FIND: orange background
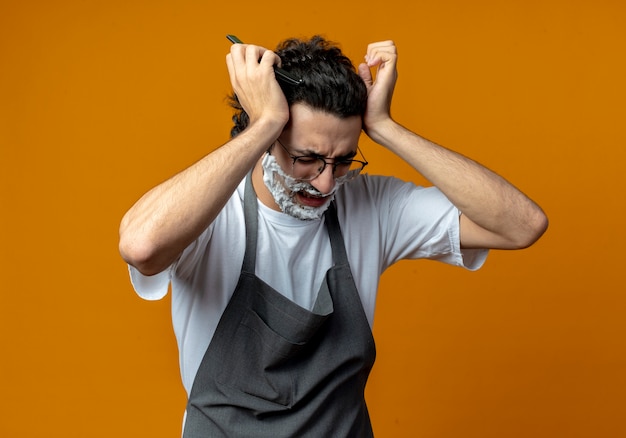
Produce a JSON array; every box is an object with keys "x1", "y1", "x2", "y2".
[{"x1": 1, "y1": 0, "x2": 625, "y2": 437}]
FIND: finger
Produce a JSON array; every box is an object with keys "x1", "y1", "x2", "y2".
[
  {"x1": 259, "y1": 49, "x2": 282, "y2": 69},
  {"x1": 225, "y1": 53, "x2": 234, "y2": 81},
  {"x1": 226, "y1": 49, "x2": 246, "y2": 89},
  {"x1": 365, "y1": 48, "x2": 397, "y2": 66},
  {"x1": 366, "y1": 51, "x2": 397, "y2": 72},
  {"x1": 227, "y1": 45, "x2": 246, "y2": 82},
  {"x1": 364, "y1": 40, "x2": 397, "y2": 67},
  {"x1": 366, "y1": 40, "x2": 397, "y2": 54},
  {"x1": 367, "y1": 40, "x2": 396, "y2": 51},
  {"x1": 229, "y1": 43, "x2": 248, "y2": 65},
  {"x1": 357, "y1": 62, "x2": 373, "y2": 88}
]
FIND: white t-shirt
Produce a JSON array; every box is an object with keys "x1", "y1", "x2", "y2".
[{"x1": 129, "y1": 174, "x2": 488, "y2": 395}]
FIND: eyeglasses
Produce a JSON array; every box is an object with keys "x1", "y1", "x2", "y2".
[{"x1": 276, "y1": 139, "x2": 368, "y2": 182}]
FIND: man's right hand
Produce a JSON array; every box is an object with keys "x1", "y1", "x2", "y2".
[{"x1": 226, "y1": 43, "x2": 290, "y2": 133}]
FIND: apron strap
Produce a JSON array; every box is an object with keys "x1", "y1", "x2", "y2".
[
  {"x1": 324, "y1": 201, "x2": 350, "y2": 266},
  {"x1": 242, "y1": 171, "x2": 258, "y2": 273}
]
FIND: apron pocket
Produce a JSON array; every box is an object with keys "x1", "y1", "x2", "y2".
[{"x1": 216, "y1": 309, "x2": 306, "y2": 410}]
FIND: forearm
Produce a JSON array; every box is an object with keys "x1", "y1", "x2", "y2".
[
  {"x1": 371, "y1": 120, "x2": 548, "y2": 249},
  {"x1": 119, "y1": 121, "x2": 279, "y2": 275},
  {"x1": 359, "y1": 40, "x2": 546, "y2": 249}
]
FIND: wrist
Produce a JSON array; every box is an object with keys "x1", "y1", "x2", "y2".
[
  {"x1": 364, "y1": 118, "x2": 400, "y2": 146},
  {"x1": 245, "y1": 115, "x2": 287, "y2": 143}
]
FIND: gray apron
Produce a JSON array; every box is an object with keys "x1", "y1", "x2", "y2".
[{"x1": 183, "y1": 174, "x2": 376, "y2": 437}]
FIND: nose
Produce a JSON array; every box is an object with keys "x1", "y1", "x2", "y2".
[{"x1": 310, "y1": 163, "x2": 336, "y2": 195}]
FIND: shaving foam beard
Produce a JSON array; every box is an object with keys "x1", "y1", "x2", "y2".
[{"x1": 261, "y1": 152, "x2": 340, "y2": 221}]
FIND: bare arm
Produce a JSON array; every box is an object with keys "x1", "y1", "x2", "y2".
[
  {"x1": 119, "y1": 44, "x2": 289, "y2": 275},
  {"x1": 358, "y1": 41, "x2": 548, "y2": 249}
]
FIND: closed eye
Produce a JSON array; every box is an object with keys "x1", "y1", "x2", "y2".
[{"x1": 295, "y1": 156, "x2": 320, "y2": 164}]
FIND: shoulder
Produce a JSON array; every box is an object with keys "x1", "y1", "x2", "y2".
[{"x1": 336, "y1": 173, "x2": 447, "y2": 212}]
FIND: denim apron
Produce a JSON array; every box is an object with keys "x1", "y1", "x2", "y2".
[{"x1": 182, "y1": 173, "x2": 376, "y2": 437}]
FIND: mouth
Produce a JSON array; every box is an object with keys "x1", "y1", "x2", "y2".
[{"x1": 295, "y1": 191, "x2": 329, "y2": 208}]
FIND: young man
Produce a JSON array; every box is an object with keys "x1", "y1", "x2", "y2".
[{"x1": 119, "y1": 36, "x2": 547, "y2": 437}]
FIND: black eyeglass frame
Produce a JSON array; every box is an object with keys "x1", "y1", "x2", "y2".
[{"x1": 275, "y1": 139, "x2": 369, "y2": 182}]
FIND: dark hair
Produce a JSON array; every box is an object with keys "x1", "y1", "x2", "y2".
[{"x1": 229, "y1": 36, "x2": 367, "y2": 138}]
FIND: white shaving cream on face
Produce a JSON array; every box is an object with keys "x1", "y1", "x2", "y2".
[{"x1": 261, "y1": 152, "x2": 343, "y2": 220}]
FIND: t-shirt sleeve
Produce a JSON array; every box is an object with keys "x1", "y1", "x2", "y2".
[
  {"x1": 128, "y1": 264, "x2": 173, "y2": 301},
  {"x1": 126, "y1": 223, "x2": 215, "y2": 300},
  {"x1": 387, "y1": 181, "x2": 488, "y2": 270},
  {"x1": 386, "y1": 179, "x2": 488, "y2": 270},
  {"x1": 444, "y1": 210, "x2": 489, "y2": 271},
  {"x1": 345, "y1": 175, "x2": 488, "y2": 271}
]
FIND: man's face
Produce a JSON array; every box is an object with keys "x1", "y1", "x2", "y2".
[{"x1": 262, "y1": 103, "x2": 363, "y2": 220}]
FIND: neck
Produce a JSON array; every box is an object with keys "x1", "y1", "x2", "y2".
[{"x1": 252, "y1": 159, "x2": 281, "y2": 212}]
